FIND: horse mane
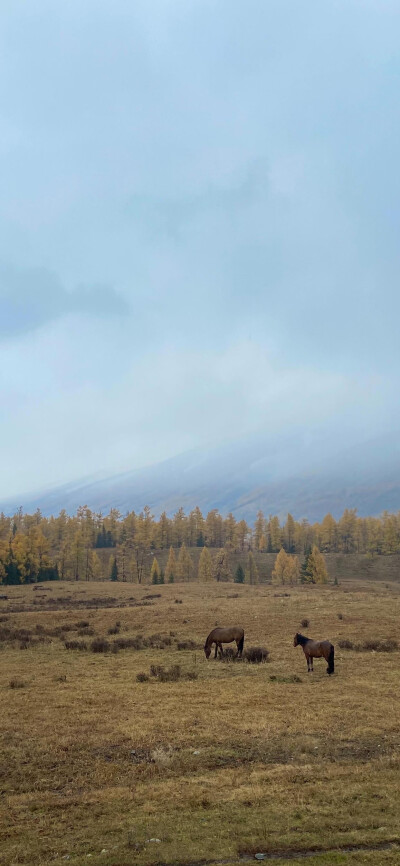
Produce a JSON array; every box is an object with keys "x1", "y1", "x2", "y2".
[{"x1": 296, "y1": 632, "x2": 310, "y2": 646}]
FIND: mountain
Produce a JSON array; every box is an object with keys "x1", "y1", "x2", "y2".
[{"x1": 1, "y1": 431, "x2": 400, "y2": 522}]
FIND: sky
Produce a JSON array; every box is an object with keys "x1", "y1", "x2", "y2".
[{"x1": 1, "y1": 0, "x2": 400, "y2": 498}]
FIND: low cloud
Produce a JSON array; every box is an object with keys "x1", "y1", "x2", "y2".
[{"x1": 0, "y1": 264, "x2": 129, "y2": 339}]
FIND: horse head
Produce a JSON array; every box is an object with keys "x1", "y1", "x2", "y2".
[{"x1": 293, "y1": 633, "x2": 299, "y2": 647}]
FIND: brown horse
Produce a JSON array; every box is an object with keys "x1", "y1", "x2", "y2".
[
  {"x1": 204, "y1": 626, "x2": 244, "y2": 659},
  {"x1": 294, "y1": 633, "x2": 335, "y2": 675}
]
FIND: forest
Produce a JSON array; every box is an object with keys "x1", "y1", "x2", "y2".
[{"x1": 1, "y1": 504, "x2": 400, "y2": 585}]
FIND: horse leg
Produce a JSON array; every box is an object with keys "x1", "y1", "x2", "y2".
[
  {"x1": 218, "y1": 642, "x2": 224, "y2": 657},
  {"x1": 235, "y1": 639, "x2": 240, "y2": 657},
  {"x1": 306, "y1": 652, "x2": 311, "y2": 673},
  {"x1": 214, "y1": 642, "x2": 218, "y2": 659}
]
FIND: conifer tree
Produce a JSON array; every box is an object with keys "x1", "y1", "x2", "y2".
[
  {"x1": 165, "y1": 546, "x2": 177, "y2": 583},
  {"x1": 272, "y1": 548, "x2": 300, "y2": 584},
  {"x1": 212, "y1": 548, "x2": 232, "y2": 582},
  {"x1": 110, "y1": 556, "x2": 118, "y2": 582},
  {"x1": 177, "y1": 542, "x2": 193, "y2": 581},
  {"x1": 234, "y1": 564, "x2": 245, "y2": 584},
  {"x1": 306, "y1": 545, "x2": 329, "y2": 584},
  {"x1": 247, "y1": 551, "x2": 259, "y2": 584},
  {"x1": 198, "y1": 546, "x2": 213, "y2": 582},
  {"x1": 150, "y1": 557, "x2": 160, "y2": 584}
]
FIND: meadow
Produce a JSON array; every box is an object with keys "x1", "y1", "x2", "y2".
[{"x1": 1, "y1": 578, "x2": 400, "y2": 866}]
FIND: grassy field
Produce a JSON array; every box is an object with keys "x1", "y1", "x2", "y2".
[{"x1": 1, "y1": 578, "x2": 400, "y2": 866}]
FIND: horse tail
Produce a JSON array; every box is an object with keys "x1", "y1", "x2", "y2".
[
  {"x1": 328, "y1": 644, "x2": 335, "y2": 675},
  {"x1": 238, "y1": 634, "x2": 244, "y2": 654}
]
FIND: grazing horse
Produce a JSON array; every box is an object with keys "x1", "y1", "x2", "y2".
[
  {"x1": 204, "y1": 626, "x2": 244, "y2": 659},
  {"x1": 294, "y1": 632, "x2": 335, "y2": 675}
]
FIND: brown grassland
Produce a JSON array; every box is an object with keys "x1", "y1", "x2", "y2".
[{"x1": 1, "y1": 577, "x2": 400, "y2": 866}]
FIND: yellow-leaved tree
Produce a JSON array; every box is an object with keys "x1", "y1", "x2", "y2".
[
  {"x1": 302, "y1": 545, "x2": 329, "y2": 584},
  {"x1": 198, "y1": 546, "x2": 213, "y2": 582},
  {"x1": 271, "y1": 548, "x2": 300, "y2": 585},
  {"x1": 165, "y1": 546, "x2": 177, "y2": 583}
]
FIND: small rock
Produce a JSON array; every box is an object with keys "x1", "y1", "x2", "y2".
[
  {"x1": 146, "y1": 838, "x2": 162, "y2": 843},
  {"x1": 100, "y1": 849, "x2": 107, "y2": 854},
  {"x1": 193, "y1": 750, "x2": 200, "y2": 755},
  {"x1": 255, "y1": 855, "x2": 267, "y2": 861}
]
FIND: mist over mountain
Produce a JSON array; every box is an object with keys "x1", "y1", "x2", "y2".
[{"x1": 2, "y1": 431, "x2": 399, "y2": 523}]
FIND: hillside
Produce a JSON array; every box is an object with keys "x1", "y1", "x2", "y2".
[{"x1": 2, "y1": 431, "x2": 400, "y2": 521}]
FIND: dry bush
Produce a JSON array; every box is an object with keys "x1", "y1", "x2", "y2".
[
  {"x1": 301, "y1": 618, "x2": 310, "y2": 628},
  {"x1": 64, "y1": 640, "x2": 88, "y2": 651},
  {"x1": 78, "y1": 627, "x2": 95, "y2": 636},
  {"x1": 339, "y1": 638, "x2": 398, "y2": 652},
  {"x1": 269, "y1": 674, "x2": 302, "y2": 683},
  {"x1": 177, "y1": 639, "x2": 198, "y2": 650},
  {"x1": 136, "y1": 672, "x2": 149, "y2": 682},
  {"x1": 144, "y1": 593, "x2": 161, "y2": 600},
  {"x1": 75, "y1": 620, "x2": 90, "y2": 628},
  {"x1": 174, "y1": 599, "x2": 183, "y2": 604},
  {"x1": 337, "y1": 612, "x2": 344, "y2": 620},
  {"x1": 9, "y1": 678, "x2": 26, "y2": 688},
  {"x1": 150, "y1": 664, "x2": 165, "y2": 677},
  {"x1": 90, "y1": 637, "x2": 110, "y2": 653},
  {"x1": 158, "y1": 664, "x2": 182, "y2": 682},
  {"x1": 150, "y1": 745, "x2": 174, "y2": 767},
  {"x1": 243, "y1": 646, "x2": 269, "y2": 664},
  {"x1": 108, "y1": 623, "x2": 121, "y2": 635}
]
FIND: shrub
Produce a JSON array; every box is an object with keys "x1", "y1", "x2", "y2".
[
  {"x1": 159, "y1": 664, "x2": 182, "y2": 682},
  {"x1": 78, "y1": 627, "x2": 95, "y2": 636},
  {"x1": 65, "y1": 640, "x2": 88, "y2": 651},
  {"x1": 339, "y1": 638, "x2": 398, "y2": 652},
  {"x1": 75, "y1": 620, "x2": 90, "y2": 629},
  {"x1": 301, "y1": 618, "x2": 310, "y2": 628},
  {"x1": 177, "y1": 640, "x2": 198, "y2": 650},
  {"x1": 150, "y1": 664, "x2": 165, "y2": 677},
  {"x1": 9, "y1": 678, "x2": 26, "y2": 688},
  {"x1": 337, "y1": 613, "x2": 343, "y2": 620},
  {"x1": 91, "y1": 637, "x2": 110, "y2": 653},
  {"x1": 243, "y1": 646, "x2": 269, "y2": 664},
  {"x1": 136, "y1": 672, "x2": 149, "y2": 682},
  {"x1": 338, "y1": 639, "x2": 354, "y2": 650},
  {"x1": 174, "y1": 599, "x2": 183, "y2": 604},
  {"x1": 108, "y1": 624, "x2": 121, "y2": 635}
]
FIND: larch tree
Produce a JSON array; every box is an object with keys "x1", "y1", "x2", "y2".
[
  {"x1": 198, "y1": 546, "x2": 213, "y2": 582},
  {"x1": 165, "y1": 546, "x2": 177, "y2": 583},
  {"x1": 272, "y1": 548, "x2": 300, "y2": 585},
  {"x1": 303, "y1": 545, "x2": 329, "y2": 584},
  {"x1": 212, "y1": 548, "x2": 232, "y2": 582},
  {"x1": 247, "y1": 551, "x2": 259, "y2": 585},
  {"x1": 150, "y1": 556, "x2": 161, "y2": 584},
  {"x1": 177, "y1": 542, "x2": 193, "y2": 581}
]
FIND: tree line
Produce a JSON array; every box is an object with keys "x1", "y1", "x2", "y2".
[{"x1": 0, "y1": 504, "x2": 398, "y2": 585}]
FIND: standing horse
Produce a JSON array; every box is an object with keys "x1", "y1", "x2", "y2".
[
  {"x1": 204, "y1": 626, "x2": 244, "y2": 659},
  {"x1": 294, "y1": 633, "x2": 335, "y2": 675}
]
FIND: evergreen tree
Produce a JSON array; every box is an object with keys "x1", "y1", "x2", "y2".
[{"x1": 234, "y1": 563, "x2": 245, "y2": 584}]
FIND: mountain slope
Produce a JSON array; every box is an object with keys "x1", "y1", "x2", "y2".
[{"x1": 2, "y1": 431, "x2": 400, "y2": 521}]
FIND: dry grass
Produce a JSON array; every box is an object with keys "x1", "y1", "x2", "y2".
[{"x1": 1, "y1": 578, "x2": 400, "y2": 866}]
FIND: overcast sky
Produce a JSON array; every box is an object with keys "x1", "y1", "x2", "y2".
[{"x1": 0, "y1": 0, "x2": 399, "y2": 497}]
